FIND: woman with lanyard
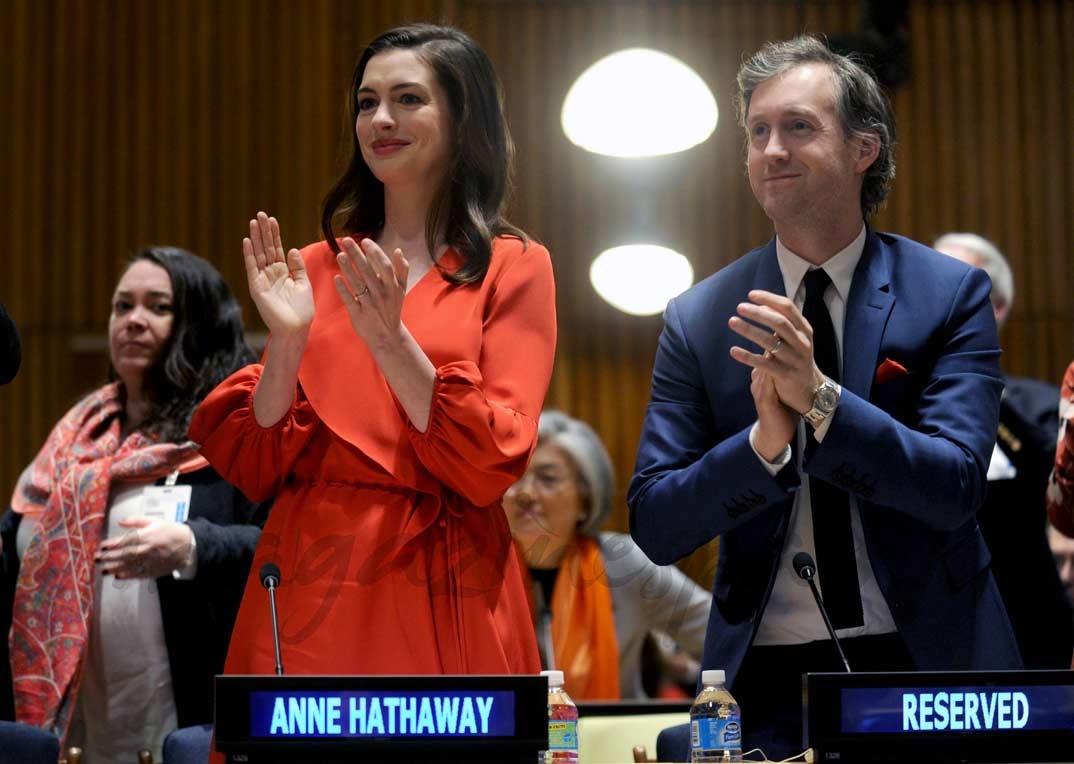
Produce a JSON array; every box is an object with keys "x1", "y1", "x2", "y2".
[{"x1": 1, "y1": 247, "x2": 268, "y2": 761}]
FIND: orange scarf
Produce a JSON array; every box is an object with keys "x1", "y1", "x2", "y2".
[{"x1": 526, "y1": 534, "x2": 620, "y2": 700}]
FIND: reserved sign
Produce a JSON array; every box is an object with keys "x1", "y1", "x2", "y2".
[{"x1": 840, "y1": 685, "x2": 1074, "y2": 734}]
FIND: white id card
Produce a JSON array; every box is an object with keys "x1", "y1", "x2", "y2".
[{"x1": 142, "y1": 484, "x2": 192, "y2": 523}]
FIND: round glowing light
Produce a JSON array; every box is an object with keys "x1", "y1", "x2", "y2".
[
  {"x1": 561, "y1": 48, "x2": 718, "y2": 157},
  {"x1": 589, "y1": 244, "x2": 694, "y2": 316}
]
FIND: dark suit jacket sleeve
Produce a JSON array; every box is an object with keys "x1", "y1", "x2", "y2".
[
  {"x1": 0, "y1": 508, "x2": 19, "y2": 720},
  {"x1": 158, "y1": 468, "x2": 271, "y2": 727},
  {"x1": 0, "y1": 302, "x2": 20, "y2": 385},
  {"x1": 628, "y1": 298, "x2": 799, "y2": 565},
  {"x1": 808, "y1": 265, "x2": 1001, "y2": 531},
  {"x1": 1004, "y1": 377, "x2": 1061, "y2": 451}
]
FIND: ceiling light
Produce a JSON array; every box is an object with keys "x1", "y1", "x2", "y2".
[
  {"x1": 562, "y1": 48, "x2": 718, "y2": 158},
  {"x1": 589, "y1": 244, "x2": 694, "y2": 316}
]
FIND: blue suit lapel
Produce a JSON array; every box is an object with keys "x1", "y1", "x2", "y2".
[
  {"x1": 843, "y1": 230, "x2": 895, "y2": 399},
  {"x1": 753, "y1": 239, "x2": 786, "y2": 296}
]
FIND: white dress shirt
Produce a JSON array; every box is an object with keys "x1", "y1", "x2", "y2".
[{"x1": 750, "y1": 226, "x2": 898, "y2": 645}]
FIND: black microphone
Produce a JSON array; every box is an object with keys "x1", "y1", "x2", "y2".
[
  {"x1": 793, "y1": 552, "x2": 851, "y2": 673},
  {"x1": 259, "y1": 562, "x2": 285, "y2": 676}
]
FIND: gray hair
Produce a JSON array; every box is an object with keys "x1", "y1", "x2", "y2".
[
  {"x1": 933, "y1": 232, "x2": 1014, "y2": 326},
  {"x1": 737, "y1": 35, "x2": 896, "y2": 219},
  {"x1": 538, "y1": 410, "x2": 614, "y2": 537}
]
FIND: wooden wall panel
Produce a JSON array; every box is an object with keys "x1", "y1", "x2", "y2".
[{"x1": 2, "y1": 0, "x2": 1072, "y2": 590}]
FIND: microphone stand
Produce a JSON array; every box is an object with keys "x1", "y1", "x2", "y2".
[
  {"x1": 259, "y1": 563, "x2": 286, "y2": 676},
  {"x1": 794, "y1": 553, "x2": 851, "y2": 674},
  {"x1": 803, "y1": 574, "x2": 851, "y2": 673},
  {"x1": 267, "y1": 580, "x2": 284, "y2": 676}
]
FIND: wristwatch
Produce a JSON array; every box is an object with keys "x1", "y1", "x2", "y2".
[{"x1": 803, "y1": 376, "x2": 841, "y2": 428}]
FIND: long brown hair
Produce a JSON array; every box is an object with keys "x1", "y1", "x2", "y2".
[{"x1": 321, "y1": 23, "x2": 526, "y2": 285}]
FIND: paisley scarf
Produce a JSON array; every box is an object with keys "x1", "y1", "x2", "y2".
[{"x1": 9, "y1": 382, "x2": 203, "y2": 741}]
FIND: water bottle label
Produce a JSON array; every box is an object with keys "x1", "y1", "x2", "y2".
[
  {"x1": 691, "y1": 717, "x2": 742, "y2": 751},
  {"x1": 548, "y1": 720, "x2": 578, "y2": 750}
]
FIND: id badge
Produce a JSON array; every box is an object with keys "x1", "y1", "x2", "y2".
[{"x1": 142, "y1": 484, "x2": 192, "y2": 523}]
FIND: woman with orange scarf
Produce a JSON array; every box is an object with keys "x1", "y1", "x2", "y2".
[{"x1": 504, "y1": 410, "x2": 711, "y2": 700}]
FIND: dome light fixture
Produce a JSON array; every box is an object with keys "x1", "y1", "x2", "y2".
[
  {"x1": 561, "y1": 48, "x2": 718, "y2": 158},
  {"x1": 589, "y1": 244, "x2": 694, "y2": 316}
]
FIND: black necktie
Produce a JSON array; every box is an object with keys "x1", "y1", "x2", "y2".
[{"x1": 802, "y1": 268, "x2": 863, "y2": 630}]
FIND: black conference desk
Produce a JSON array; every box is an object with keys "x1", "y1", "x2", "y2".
[{"x1": 213, "y1": 671, "x2": 1074, "y2": 764}]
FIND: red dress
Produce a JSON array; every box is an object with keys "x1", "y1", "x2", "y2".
[{"x1": 188, "y1": 236, "x2": 554, "y2": 686}]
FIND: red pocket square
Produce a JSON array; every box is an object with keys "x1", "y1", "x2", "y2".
[{"x1": 875, "y1": 358, "x2": 909, "y2": 385}]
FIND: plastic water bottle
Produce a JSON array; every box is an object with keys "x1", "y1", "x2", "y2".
[
  {"x1": 541, "y1": 669, "x2": 579, "y2": 763},
  {"x1": 690, "y1": 669, "x2": 742, "y2": 762}
]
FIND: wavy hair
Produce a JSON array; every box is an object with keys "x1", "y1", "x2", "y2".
[
  {"x1": 737, "y1": 35, "x2": 896, "y2": 219},
  {"x1": 321, "y1": 23, "x2": 526, "y2": 285},
  {"x1": 111, "y1": 246, "x2": 255, "y2": 443}
]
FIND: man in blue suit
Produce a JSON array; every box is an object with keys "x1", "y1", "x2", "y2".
[{"x1": 629, "y1": 36, "x2": 1021, "y2": 760}]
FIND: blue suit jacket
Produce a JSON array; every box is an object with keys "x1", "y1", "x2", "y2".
[{"x1": 628, "y1": 230, "x2": 1022, "y2": 685}]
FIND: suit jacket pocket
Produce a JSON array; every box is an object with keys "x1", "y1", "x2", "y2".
[
  {"x1": 870, "y1": 371, "x2": 923, "y2": 426},
  {"x1": 943, "y1": 525, "x2": 992, "y2": 590}
]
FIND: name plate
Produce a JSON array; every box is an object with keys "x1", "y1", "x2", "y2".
[
  {"x1": 215, "y1": 674, "x2": 547, "y2": 763},
  {"x1": 250, "y1": 690, "x2": 514, "y2": 737},
  {"x1": 806, "y1": 670, "x2": 1074, "y2": 763}
]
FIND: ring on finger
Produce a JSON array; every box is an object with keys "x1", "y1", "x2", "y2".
[
  {"x1": 352, "y1": 285, "x2": 370, "y2": 301},
  {"x1": 763, "y1": 335, "x2": 784, "y2": 359}
]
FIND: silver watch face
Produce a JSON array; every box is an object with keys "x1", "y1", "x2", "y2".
[{"x1": 815, "y1": 383, "x2": 839, "y2": 412}]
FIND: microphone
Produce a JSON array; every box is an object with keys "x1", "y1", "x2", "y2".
[
  {"x1": 260, "y1": 562, "x2": 285, "y2": 676},
  {"x1": 793, "y1": 552, "x2": 851, "y2": 673}
]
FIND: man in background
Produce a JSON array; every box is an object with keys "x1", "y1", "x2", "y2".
[{"x1": 935, "y1": 232, "x2": 1073, "y2": 668}]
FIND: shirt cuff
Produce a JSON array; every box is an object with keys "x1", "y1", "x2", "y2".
[
  {"x1": 172, "y1": 525, "x2": 198, "y2": 580},
  {"x1": 812, "y1": 409, "x2": 835, "y2": 442},
  {"x1": 750, "y1": 422, "x2": 792, "y2": 476}
]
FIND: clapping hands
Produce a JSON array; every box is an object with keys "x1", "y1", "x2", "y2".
[
  {"x1": 243, "y1": 212, "x2": 315, "y2": 338},
  {"x1": 333, "y1": 236, "x2": 409, "y2": 348}
]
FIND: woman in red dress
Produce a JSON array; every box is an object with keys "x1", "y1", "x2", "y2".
[{"x1": 189, "y1": 23, "x2": 554, "y2": 692}]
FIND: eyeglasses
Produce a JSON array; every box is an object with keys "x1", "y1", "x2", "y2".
[{"x1": 506, "y1": 469, "x2": 573, "y2": 495}]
